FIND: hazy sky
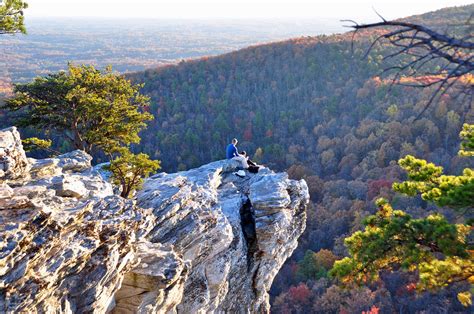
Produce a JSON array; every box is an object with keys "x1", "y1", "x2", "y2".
[{"x1": 27, "y1": 0, "x2": 473, "y2": 21}]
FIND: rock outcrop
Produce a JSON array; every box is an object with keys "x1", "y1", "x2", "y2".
[
  {"x1": 0, "y1": 127, "x2": 30, "y2": 181},
  {"x1": 0, "y1": 126, "x2": 308, "y2": 313}
]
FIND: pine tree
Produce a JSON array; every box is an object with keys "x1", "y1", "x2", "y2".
[
  {"x1": 104, "y1": 148, "x2": 160, "y2": 198},
  {"x1": 3, "y1": 64, "x2": 160, "y2": 198},
  {"x1": 3, "y1": 64, "x2": 153, "y2": 155},
  {"x1": 0, "y1": 0, "x2": 28, "y2": 34},
  {"x1": 330, "y1": 126, "x2": 474, "y2": 307}
]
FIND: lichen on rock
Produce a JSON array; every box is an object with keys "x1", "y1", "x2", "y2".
[{"x1": 0, "y1": 127, "x2": 308, "y2": 313}]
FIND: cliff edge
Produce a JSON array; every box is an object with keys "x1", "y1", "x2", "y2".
[{"x1": 0, "y1": 126, "x2": 308, "y2": 313}]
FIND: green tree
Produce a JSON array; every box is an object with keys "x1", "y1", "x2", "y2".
[
  {"x1": 459, "y1": 123, "x2": 474, "y2": 157},
  {"x1": 330, "y1": 127, "x2": 474, "y2": 306},
  {"x1": 330, "y1": 198, "x2": 473, "y2": 305},
  {"x1": 386, "y1": 104, "x2": 398, "y2": 119},
  {"x1": 22, "y1": 137, "x2": 52, "y2": 152},
  {"x1": 298, "y1": 249, "x2": 338, "y2": 280},
  {"x1": 105, "y1": 148, "x2": 160, "y2": 198},
  {"x1": 3, "y1": 64, "x2": 153, "y2": 154},
  {"x1": 3, "y1": 64, "x2": 160, "y2": 198},
  {"x1": 0, "y1": 0, "x2": 28, "y2": 34},
  {"x1": 392, "y1": 155, "x2": 474, "y2": 211}
]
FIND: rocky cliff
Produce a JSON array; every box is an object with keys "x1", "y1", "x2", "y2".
[{"x1": 0, "y1": 127, "x2": 308, "y2": 313}]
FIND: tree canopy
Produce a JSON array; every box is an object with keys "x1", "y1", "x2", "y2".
[
  {"x1": 2, "y1": 64, "x2": 159, "y2": 198},
  {"x1": 393, "y1": 154, "x2": 474, "y2": 211},
  {"x1": 0, "y1": 0, "x2": 28, "y2": 34},
  {"x1": 105, "y1": 148, "x2": 160, "y2": 198},
  {"x1": 330, "y1": 127, "x2": 474, "y2": 307},
  {"x1": 329, "y1": 10, "x2": 473, "y2": 308},
  {"x1": 460, "y1": 123, "x2": 474, "y2": 157},
  {"x1": 3, "y1": 64, "x2": 153, "y2": 155},
  {"x1": 345, "y1": 12, "x2": 474, "y2": 117}
]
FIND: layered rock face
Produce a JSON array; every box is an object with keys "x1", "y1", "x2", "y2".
[
  {"x1": 0, "y1": 127, "x2": 309, "y2": 313},
  {"x1": 0, "y1": 127, "x2": 30, "y2": 181}
]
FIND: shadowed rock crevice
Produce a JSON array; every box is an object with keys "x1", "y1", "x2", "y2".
[{"x1": 240, "y1": 198, "x2": 258, "y2": 271}]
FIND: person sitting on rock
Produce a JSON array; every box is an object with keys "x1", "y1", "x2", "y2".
[
  {"x1": 240, "y1": 151, "x2": 257, "y2": 167},
  {"x1": 226, "y1": 138, "x2": 248, "y2": 169},
  {"x1": 226, "y1": 138, "x2": 239, "y2": 159},
  {"x1": 240, "y1": 151, "x2": 260, "y2": 173}
]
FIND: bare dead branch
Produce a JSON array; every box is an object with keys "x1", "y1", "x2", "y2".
[{"x1": 344, "y1": 16, "x2": 473, "y2": 119}]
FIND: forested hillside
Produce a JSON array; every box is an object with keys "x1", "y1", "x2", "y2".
[
  {"x1": 126, "y1": 5, "x2": 473, "y2": 313},
  {"x1": 2, "y1": 4, "x2": 472, "y2": 313},
  {"x1": 130, "y1": 5, "x2": 472, "y2": 172}
]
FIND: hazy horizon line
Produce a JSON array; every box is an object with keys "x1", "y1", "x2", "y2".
[{"x1": 24, "y1": 16, "x2": 347, "y2": 21}]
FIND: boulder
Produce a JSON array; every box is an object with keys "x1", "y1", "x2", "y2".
[
  {"x1": 135, "y1": 160, "x2": 308, "y2": 313},
  {"x1": 53, "y1": 175, "x2": 89, "y2": 198},
  {"x1": 56, "y1": 150, "x2": 92, "y2": 172},
  {"x1": 29, "y1": 158, "x2": 62, "y2": 178}
]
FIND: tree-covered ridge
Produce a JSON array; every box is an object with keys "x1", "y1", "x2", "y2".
[
  {"x1": 129, "y1": 17, "x2": 472, "y2": 172},
  {"x1": 125, "y1": 5, "x2": 473, "y2": 312},
  {"x1": 393, "y1": 4, "x2": 474, "y2": 32}
]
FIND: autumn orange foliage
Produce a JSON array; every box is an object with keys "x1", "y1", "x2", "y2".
[{"x1": 362, "y1": 305, "x2": 380, "y2": 314}]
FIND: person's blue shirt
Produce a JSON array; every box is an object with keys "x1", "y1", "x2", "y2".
[{"x1": 226, "y1": 144, "x2": 238, "y2": 159}]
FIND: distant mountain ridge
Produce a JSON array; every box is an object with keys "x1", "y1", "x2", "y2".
[
  {"x1": 129, "y1": 4, "x2": 472, "y2": 171},
  {"x1": 0, "y1": 18, "x2": 344, "y2": 87}
]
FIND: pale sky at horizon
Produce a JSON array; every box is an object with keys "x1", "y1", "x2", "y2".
[{"x1": 25, "y1": 0, "x2": 473, "y2": 21}]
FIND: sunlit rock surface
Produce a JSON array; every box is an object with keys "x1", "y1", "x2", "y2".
[
  {"x1": 0, "y1": 127, "x2": 308, "y2": 313},
  {"x1": 0, "y1": 127, "x2": 30, "y2": 181}
]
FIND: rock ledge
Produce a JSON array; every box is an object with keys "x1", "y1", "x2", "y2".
[{"x1": 0, "y1": 127, "x2": 308, "y2": 313}]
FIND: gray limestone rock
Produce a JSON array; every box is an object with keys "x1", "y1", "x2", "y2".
[
  {"x1": 56, "y1": 150, "x2": 93, "y2": 172},
  {"x1": 0, "y1": 127, "x2": 30, "y2": 182},
  {"x1": 0, "y1": 127, "x2": 309, "y2": 313},
  {"x1": 135, "y1": 160, "x2": 308, "y2": 313}
]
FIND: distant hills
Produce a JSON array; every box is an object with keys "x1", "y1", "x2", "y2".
[{"x1": 0, "y1": 18, "x2": 344, "y2": 88}]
